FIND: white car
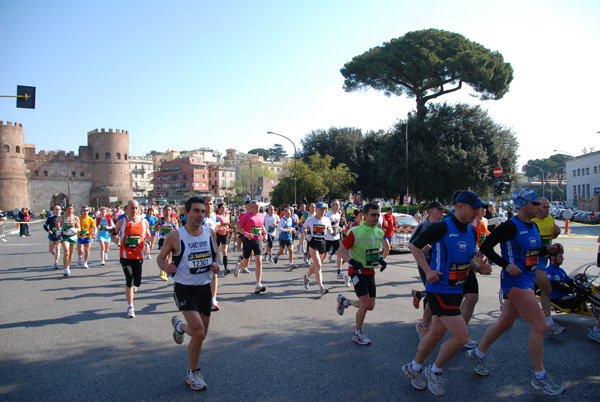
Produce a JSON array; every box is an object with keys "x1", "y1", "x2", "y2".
[{"x1": 389, "y1": 213, "x2": 419, "y2": 252}]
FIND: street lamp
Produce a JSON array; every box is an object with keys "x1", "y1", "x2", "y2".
[
  {"x1": 524, "y1": 164, "x2": 545, "y2": 198},
  {"x1": 405, "y1": 113, "x2": 410, "y2": 214},
  {"x1": 267, "y1": 131, "x2": 297, "y2": 205}
]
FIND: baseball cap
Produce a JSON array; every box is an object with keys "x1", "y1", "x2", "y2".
[
  {"x1": 316, "y1": 202, "x2": 327, "y2": 209},
  {"x1": 512, "y1": 189, "x2": 540, "y2": 209},
  {"x1": 428, "y1": 201, "x2": 444, "y2": 210},
  {"x1": 455, "y1": 191, "x2": 487, "y2": 208}
]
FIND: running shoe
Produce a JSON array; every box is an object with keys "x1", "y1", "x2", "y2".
[
  {"x1": 344, "y1": 275, "x2": 351, "y2": 287},
  {"x1": 303, "y1": 274, "x2": 310, "y2": 290},
  {"x1": 160, "y1": 270, "x2": 169, "y2": 281},
  {"x1": 147, "y1": 255, "x2": 152, "y2": 260},
  {"x1": 171, "y1": 316, "x2": 184, "y2": 344},
  {"x1": 336, "y1": 294, "x2": 348, "y2": 316},
  {"x1": 352, "y1": 329, "x2": 371, "y2": 345},
  {"x1": 287, "y1": 263, "x2": 296, "y2": 271},
  {"x1": 546, "y1": 322, "x2": 566, "y2": 335},
  {"x1": 402, "y1": 363, "x2": 427, "y2": 390},
  {"x1": 424, "y1": 366, "x2": 446, "y2": 396},
  {"x1": 126, "y1": 306, "x2": 135, "y2": 318},
  {"x1": 531, "y1": 374, "x2": 565, "y2": 396},
  {"x1": 464, "y1": 337, "x2": 478, "y2": 349},
  {"x1": 233, "y1": 263, "x2": 240, "y2": 278},
  {"x1": 223, "y1": 268, "x2": 231, "y2": 276},
  {"x1": 319, "y1": 287, "x2": 329, "y2": 296},
  {"x1": 465, "y1": 349, "x2": 489, "y2": 376},
  {"x1": 54, "y1": 262, "x2": 59, "y2": 269},
  {"x1": 211, "y1": 302, "x2": 220, "y2": 311},
  {"x1": 336, "y1": 272, "x2": 344, "y2": 280},
  {"x1": 78, "y1": 257, "x2": 83, "y2": 266},
  {"x1": 329, "y1": 253, "x2": 334, "y2": 263},
  {"x1": 415, "y1": 321, "x2": 429, "y2": 340},
  {"x1": 83, "y1": 262, "x2": 89, "y2": 269},
  {"x1": 63, "y1": 268, "x2": 70, "y2": 277},
  {"x1": 273, "y1": 255, "x2": 278, "y2": 264},
  {"x1": 588, "y1": 328, "x2": 600, "y2": 343},
  {"x1": 303, "y1": 253, "x2": 310, "y2": 265},
  {"x1": 411, "y1": 289, "x2": 422, "y2": 309},
  {"x1": 241, "y1": 267, "x2": 250, "y2": 274},
  {"x1": 101, "y1": 260, "x2": 105, "y2": 266},
  {"x1": 254, "y1": 284, "x2": 266, "y2": 294},
  {"x1": 186, "y1": 369, "x2": 207, "y2": 391}
]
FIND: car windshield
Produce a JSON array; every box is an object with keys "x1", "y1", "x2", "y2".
[{"x1": 397, "y1": 216, "x2": 418, "y2": 226}]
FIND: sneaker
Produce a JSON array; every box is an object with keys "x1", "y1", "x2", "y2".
[
  {"x1": 329, "y1": 253, "x2": 334, "y2": 263},
  {"x1": 352, "y1": 329, "x2": 371, "y2": 345},
  {"x1": 415, "y1": 321, "x2": 429, "y2": 340},
  {"x1": 344, "y1": 275, "x2": 351, "y2": 287},
  {"x1": 254, "y1": 284, "x2": 266, "y2": 294},
  {"x1": 319, "y1": 287, "x2": 329, "y2": 296},
  {"x1": 83, "y1": 262, "x2": 89, "y2": 269},
  {"x1": 465, "y1": 349, "x2": 489, "y2": 376},
  {"x1": 171, "y1": 316, "x2": 184, "y2": 344},
  {"x1": 147, "y1": 255, "x2": 152, "y2": 260},
  {"x1": 211, "y1": 302, "x2": 220, "y2": 311},
  {"x1": 233, "y1": 263, "x2": 240, "y2": 278},
  {"x1": 241, "y1": 267, "x2": 250, "y2": 274},
  {"x1": 336, "y1": 294, "x2": 348, "y2": 316},
  {"x1": 54, "y1": 262, "x2": 59, "y2": 269},
  {"x1": 273, "y1": 255, "x2": 278, "y2": 264},
  {"x1": 287, "y1": 263, "x2": 296, "y2": 271},
  {"x1": 63, "y1": 268, "x2": 70, "y2": 277},
  {"x1": 78, "y1": 257, "x2": 83, "y2": 265},
  {"x1": 303, "y1": 253, "x2": 310, "y2": 265},
  {"x1": 424, "y1": 366, "x2": 447, "y2": 396},
  {"x1": 101, "y1": 260, "x2": 105, "y2": 266},
  {"x1": 531, "y1": 374, "x2": 565, "y2": 396},
  {"x1": 303, "y1": 274, "x2": 310, "y2": 290},
  {"x1": 126, "y1": 306, "x2": 135, "y2": 318},
  {"x1": 588, "y1": 329, "x2": 600, "y2": 343},
  {"x1": 185, "y1": 369, "x2": 207, "y2": 391},
  {"x1": 402, "y1": 363, "x2": 427, "y2": 390},
  {"x1": 464, "y1": 337, "x2": 478, "y2": 349},
  {"x1": 223, "y1": 268, "x2": 231, "y2": 276},
  {"x1": 336, "y1": 272, "x2": 344, "y2": 280},
  {"x1": 547, "y1": 322, "x2": 566, "y2": 335},
  {"x1": 160, "y1": 270, "x2": 169, "y2": 281},
  {"x1": 411, "y1": 289, "x2": 422, "y2": 309}
]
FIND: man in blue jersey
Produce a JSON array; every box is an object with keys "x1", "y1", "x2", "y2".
[
  {"x1": 402, "y1": 191, "x2": 491, "y2": 396},
  {"x1": 470, "y1": 189, "x2": 565, "y2": 396}
]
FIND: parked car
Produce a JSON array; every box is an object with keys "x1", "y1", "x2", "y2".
[{"x1": 389, "y1": 213, "x2": 419, "y2": 252}]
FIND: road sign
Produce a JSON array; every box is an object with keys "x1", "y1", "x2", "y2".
[{"x1": 493, "y1": 166, "x2": 503, "y2": 177}]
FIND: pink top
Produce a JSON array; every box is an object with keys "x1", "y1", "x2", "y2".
[{"x1": 238, "y1": 212, "x2": 266, "y2": 240}]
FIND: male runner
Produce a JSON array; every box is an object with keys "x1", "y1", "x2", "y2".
[
  {"x1": 302, "y1": 202, "x2": 334, "y2": 296},
  {"x1": 43, "y1": 205, "x2": 62, "y2": 268},
  {"x1": 325, "y1": 200, "x2": 346, "y2": 281},
  {"x1": 336, "y1": 202, "x2": 389, "y2": 345},
  {"x1": 234, "y1": 200, "x2": 267, "y2": 293},
  {"x1": 470, "y1": 189, "x2": 565, "y2": 396},
  {"x1": 402, "y1": 191, "x2": 491, "y2": 396},
  {"x1": 158, "y1": 196, "x2": 220, "y2": 391},
  {"x1": 273, "y1": 207, "x2": 296, "y2": 270},
  {"x1": 264, "y1": 205, "x2": 280, "y2": 263},
  {"x1": 77, "y1": 205, "x2": 96, "y2": 269}
]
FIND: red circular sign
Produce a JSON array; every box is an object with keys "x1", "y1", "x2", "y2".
[{"x1": 493, "y1": 167, "x2": 503, "y2": 177}]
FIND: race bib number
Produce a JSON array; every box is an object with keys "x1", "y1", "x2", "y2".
[
  {"x1": 160, "y1": 227, "x2": 172, "y2": 235},
  {"x1": 124, "y1": 235, "x2": 141, "y2": 248},
  {"x1": 540, "y1": 235, "x2": 552, "y2": 248},
  {"x1": 62, "y1": 224, "x2": 76, "y2": 237},
  {"x1": 80, "y1": 229, "x2": 89, "y2": 237},
  {"x1": 524, "y1": 249, "x2": 540, "y2": 272},
  {"x1": 251, "y1": 226, "x2": 261, "y2": 236},
  {"x1": 312, "y1": 224, "x2": 326, "y2": 238},
  {"x1": 366, "y1": 248, "x2": 380, "y2": 266},
  {"x1": 478, "y1": 234, "x2": 486, "y2": 244},
  {"x1": 100, "y1": 224, "x2": 107, "y2": 231},
  {"x1": 449, "y1": 263, "x2": 470, "y2": 286},
  {"x1": 188, "y1": 252, "x2": 211, "y2": 274},
  {"x1": 268, "y1": 226, "x2": 275, "y2": 233}
]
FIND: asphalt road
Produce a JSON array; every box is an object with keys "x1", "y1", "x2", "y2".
[{"x1": 0, "y1": 219, "x2": 599, "y2": 401}]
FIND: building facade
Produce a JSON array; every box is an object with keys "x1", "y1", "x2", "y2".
[
  {"x1": 151, "y1": 156, "x2": 211, "y2": 198},
  {"x1": 129, "y1": 156, "x2": 155, "y2": 201},
  {"x1": 566, "y1": 151, "x2": 600, "y2": 211}
]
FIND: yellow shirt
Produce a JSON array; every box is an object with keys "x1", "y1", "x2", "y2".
[
  {"x1": 532, "y1": 216, "x2": 555, "y2": 247},
  {"x1": 78, "y1": 216, "x2": 97, "y2": 238}
]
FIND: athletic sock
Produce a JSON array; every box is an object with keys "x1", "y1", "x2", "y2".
[
  {"x1": 430, "y1": 364, "x2": 442, "y2": 374},
  {"x1": 474, "y1": 348, "x2": 486, "y2": 359},
  {"x1": 411, "y1": 360, "x2": 422, "y2": 372},
  {"x1": 176, "y1": 322, "x2": 183, "y2": 333},
  {"x1": 223, "y1": 256, "x2": 228, "y2": 268},
  {"x1": 545, "y1": 317, "x2": 554, "y2": 326},
  {"x1": 535, "y1": 370, "x2": 546, "y2": 380}
]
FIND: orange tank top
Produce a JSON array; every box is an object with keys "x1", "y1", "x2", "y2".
[{"x1": 119, "y1": 217, "x2": 147, "y2": 259}]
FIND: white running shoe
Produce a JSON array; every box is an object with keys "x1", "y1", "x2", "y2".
[
  {"x1": 424, "y1": 366, "x2": 446, "y2": 396},
  {"x1": 63, "y1": 268, "x2": 70, "y2": 277},
  {"x1": 54, "y1": 262, "x2": 59, "y2": 269},
  {"x1": 465, "y1": 349, "x2": 489, "y2": 376},
  {"x1": 531, "y1": 374, "x2": 565, "y2": 396},
  {"x1": 126, "y1": 306, "x2": 135, "y2": 318},
  {"x1": 336, "y1": 294, "x2": 348, "y2": 315},
  {"x1": 171, "y1": 316, "x2": 184, "y2": 344},
  {"x1": 352, "y1": 329, "x2": 371, "y2": 345},
  {"x1": 241, "y1": 267, "x2": 250, "y2": 274},
  {"x1": 546, "y1": 322, "x2": 566, "y2": 335},
  {"x1": 78, "y1": 257, "x2": 83, "y2": 266},
  {"x1": 464, "y1": 337, "x2": 478, "y2": 349},
  {"x1": 303, "y1": 274, "x2": 310, "y2": 290},
  {"x1": 287, "y1": 263, "x2": 296, "y2": 271},
  {"x1": 101, "y1": 260, "x2": 105, "y2": 266},
  {"x1": 336, "y1": 272, "x2": 344, "y2": 280},
  {"x1": 233, "y1": 263, "x2": 240, "y2": 278},
  {"x1": 319, "y1": 287, "x2": 329, "y2": 296},
  {"x1": 83, "y1": 262, "x2": 89, "y2": 269},
  {"x1": 344, "y1": 275, "x2": 352, "y2": 287},
  {"x1": 254, "y1": 284, "x2": 267, "y2": 294},
  {"x1": 186, "y1": 369, "x2": 207, "y2": 391},
  {"x1": 402, "y1": 363, "x2": 427, "y2": 390}
]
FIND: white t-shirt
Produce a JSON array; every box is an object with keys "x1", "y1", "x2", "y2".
[
  {"x1": 325, "y1": 211, "x2": 341, "y2": 241},
  {"x1": 303, "y1": 216, "x2": 333, "y2": 242},
  {"x1": 264, "y1": 213, "x2": 280, "y2": 236}
]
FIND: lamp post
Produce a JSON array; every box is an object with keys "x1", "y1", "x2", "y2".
[
  {"x1": 524, "y1": 164, "x2": 545, "y2": 198},
  {"x1": 405, "y1": 113, "x2": 410, "y2": 214},
  {"x1": 267, "y1": 131, "x2": 297, "y2": 205}
]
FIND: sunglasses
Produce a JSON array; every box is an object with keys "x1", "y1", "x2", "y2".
[
  {"x1": 531, "y1": 201, "x2": 541, "y2": 206},
  {"x1": 368, "y1": 213, "x2": 380, "y2": 217}
]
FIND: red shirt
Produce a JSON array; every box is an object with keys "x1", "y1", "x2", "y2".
[
  {"x1": 382, "y1": 214, "x2": 396, "y2": 238},
  {"x1": 238, "y1": 212, "x2": 265, "y2": 240}
]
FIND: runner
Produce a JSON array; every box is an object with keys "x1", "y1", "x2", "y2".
[
  {"x1": 215, "y1": 203, "x2": 231, "y2": 275},
  {"x1": 157, "y1": 196, "x2": 219, "y2": 391},
  {"x1": 470, "y1": 189, "x2": 565, "y2": 396},
  {"x1": 144, "y1": 207, "x2": 158, "y2": 260},
  {"x1": 273, "y1": 207, "x2": 296, "y2": 270},
  {"x1": 381, "y1": 207, "x2": 396, "y2": 259},
  {"x1": 201, "y1": 197, "x2": 220, "y2": 311},
  {"x1": 264, "y1": 205, "x2": 280, "y2": 263},
  {"x1": 76, "y1": 205, "x2": 96, "y2": 269},
  {"x1": 302, "y1": 202, "x2": 334, "y2": 296},
  {"x1": 234, "y1": 200, "x2": 267, "y2": 294},
  {"x1": 112, "y1": 200, "x2": 150, "y2": 318},
  {"x1": 57, "y1": 204, "x2": 79, "y2": 277},
  {"x1": 336, "y1": 202, "x2": 389, "y2": 345},
  {"x1": 325, "y1": 200, "x2": 346, "y2": 282},
  {"x1": 402, "y1": 191, "x2": 491, "y2": 396},
  {"x1": 155, "y1": 205, "x2": 179, "y2": 281},
  {"x1": 43, "y1": 205, "x2": 62, "y2": 268},
  {"x1": 299, "y1": 203, "x2": 316, "y2": 265},
  {"x1": 96, "y1": 206, "x2": 114, "y2": 266}
]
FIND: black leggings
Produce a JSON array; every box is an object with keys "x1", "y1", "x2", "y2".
[{"x1": 121, "y1": 258, "x2": 143, "y2": 288}]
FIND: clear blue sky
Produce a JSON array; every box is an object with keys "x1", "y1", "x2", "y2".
[{"x1": 1, "y1": 0, "x2": 598, "y2": 169}]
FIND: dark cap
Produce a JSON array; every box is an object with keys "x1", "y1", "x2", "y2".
[
  {"x1": 428, "y1": 201, "x2": 444, "y2": 210},
  {"x1": 455, "y1": 191, "x2": 487, "y2": 208}
]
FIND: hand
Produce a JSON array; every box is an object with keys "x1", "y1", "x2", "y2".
[
  {"x1": 423, "y1": 244, "x2": 432, "y2": 253},
  {"x1": 162, "y1": 263, "x2": 177, "y2": 275},
  {"x1": 379, "y1": 257, "x2": 387, "y2": 272},
  {"x1": 210, "y1": 262, "x2": 220, "y2": 275},
  {"x1": 426, "y1": 269, "x2": 444, "y2": 283},
  {"x1": 504, "y1": 263, "x2": 522, "y2": 277},
  {"x1": 475, "y1": 251, "x2": 492, "y2": 275},
  {"x1": 552, "y1": 224, "x2": 561, "y2": 239},
  {"x1": 349, "y1": 258, "x2": 364, "y2": 270}
]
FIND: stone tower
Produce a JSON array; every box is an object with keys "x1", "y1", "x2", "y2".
[
  {"x1": 0, "y1": 121, "x2": 28, "y2": 211},
  {"x1": 88, "y1": 128, "x2": 133, "y2": 207}
]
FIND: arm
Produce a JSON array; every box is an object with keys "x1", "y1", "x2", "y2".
[
  {"x1": 111, "y1": 219, "x2": 123, "y2": 245},
  {"x1": 209, "y1": 228, "x2": 220, "y2": 274},
  {"x1": 157, "y1": 230, "x2": 179, "y2": 275}
]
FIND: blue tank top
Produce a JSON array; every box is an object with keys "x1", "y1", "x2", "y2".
[
  {"x1": 278, "y1": 217, "x2": 294, "y2": 241},
  {"x1": 426, "y1": 217, "x2": 477, "y2": 294},
  {"x1": 500, "y1": 217, "x2": 541, "y2": 278},
  {"x1": 546, "y1": 263, "x2": 571, "y2": 300}
]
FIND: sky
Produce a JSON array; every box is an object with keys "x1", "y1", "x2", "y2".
[{"x1": 1, "y1": 0, "x2": 599, "y2": 170}]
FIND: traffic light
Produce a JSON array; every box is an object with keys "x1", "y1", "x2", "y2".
[
  {"x1": 499, "y1": 182, "x2": 510, "y2": 195},
  {"x1": 16, "y1": 85, "x2": 36, "y2": 109},
  {"x1": 493, "y1": 181, "x2": 501, "y2": 196}
]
